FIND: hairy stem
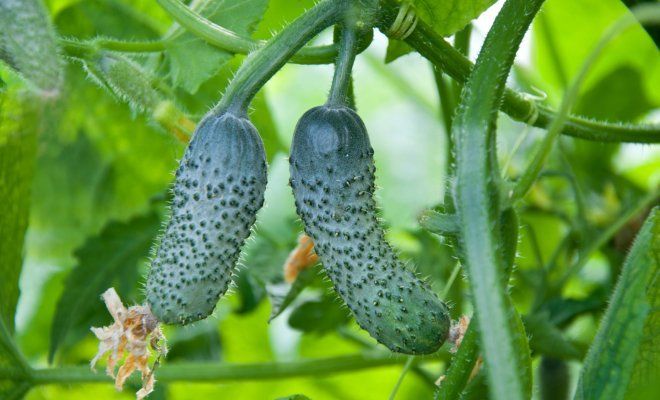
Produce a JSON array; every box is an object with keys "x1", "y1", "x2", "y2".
[
  {"x1": 451, "y1": 1, "x2": 545, "y2": 399},
  {"x1": 435, "y1": 323, "x2": 480, "y2": 400},
  {"x1": 157, "y1": 0, "x2": 341, "y2": 64},
  {"x1": 376, "y1": 1, "x2": 660, "y2": 143},
  {"x1": 27, "y1": 352, "x2": 443, "y2": 385},
  {"x1": 60, "y1": 38, "x2": 166, "y2": 56}
]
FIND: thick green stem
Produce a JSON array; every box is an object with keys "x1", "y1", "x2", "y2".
[
  {"x1": 435, "y1": 324, "x2": 480, "y2": 400},
  {"x1": 216, "y1": 0, "x2": 343, "y2": 114},
  {"x1": 451, "y1": 1, "x2": 545, "y2": 399},
  {"x1": 376, "y1": 2, "x2": 660, "y2": 143},
  {"x1": 157, "y1": 0, "x2": 340, "y2": 64},
  {"x1": 26, "y1": 352, "x2": 442, "y2": 386},
  {"x1": 327, "y1": 25, "x2": 358, "y2": 107}
]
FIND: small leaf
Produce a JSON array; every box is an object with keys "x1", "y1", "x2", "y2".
[
  {"x1": 167, "y1": 321, "x2": 222, "y2": 362},
  {"x1": 0, "y1": 87, "x2": 40, "y2": 333},
  {"x1": 385, "y1": 39, "x2": 413, "y2": 63},
  {"x1": 268, "y1": 267, "x2": 320, "y2": 321},
  {"x1": 409, "y1": 0, "x2": 496, "y2": 37},
  {"x1": 288, "y1": 296, "x2": 350, "y2": 333},
  {"x1": 575, "y1": 208, "x2": 659, "y2": 400},
  {"x1": 166, "y1": 0, "x2": 268, "y2": 93},
  {"x1": 48, "y1": 212, "x2": 161, "y2": 363}
]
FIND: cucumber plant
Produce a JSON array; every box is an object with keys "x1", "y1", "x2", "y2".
[{"x1": 1, "y1": 0, "x2": 659, "y2": 399}]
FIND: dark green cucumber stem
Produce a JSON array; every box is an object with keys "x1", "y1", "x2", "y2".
[
  {"x1": 216, "y1": 0, "x2": 344, "y2": 114},
  {"x1": 327, "y1": 24, "x2": 358, "y2": 107}
]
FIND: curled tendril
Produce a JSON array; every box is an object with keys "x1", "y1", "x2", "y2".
[
  {"x1": 519, "y1": 87, "x2": 548, "y2": 126},
  {"x1": 387, "y1": 3, "x2": 418, "y2": 40}
]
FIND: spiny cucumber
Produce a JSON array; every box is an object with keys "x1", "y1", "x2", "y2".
[
  {"x1": 146, "y1": 111, "x2": 267, "y2": 325},
  {"x1": 0, "y1": 0, "x2": 64, "y2": 96},
  {"x1": 289, "y1": 105, "x2": 450, "y2": 354}
]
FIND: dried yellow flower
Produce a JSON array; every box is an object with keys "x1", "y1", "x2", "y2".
[{"x1": 91, "y1": 288, "x2": 167, "y2": 400}]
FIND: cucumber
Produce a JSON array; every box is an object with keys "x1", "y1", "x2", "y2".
[
  {"x1": 289, "y1": 105, "x2": 450, "y2": 354},
  {"x1": 0, "y1": 0, "x2": 64, "y2": 95},
  {"x1": 146, "y1": 111, "x2": 267, "y2": 325}
]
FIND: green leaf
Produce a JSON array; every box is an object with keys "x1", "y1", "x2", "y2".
[
  {"x1": 167, "y1": 321, "x2": 222, "y2": 362},
  {"x1": 410, "y1": 0, "x2": 497, "y2": 37},
  {"x1": 28, "y1": 65, "x2": 176, "y2": 266},
  {"x1": 0, "y1": 0, "x2": 65, "y2": 95},
  {"x1": 0, "y1": 87, "x2": 40, "y2": 333},
  {"x1": 384, "y1": 39, "x2": 413, "y2": 63},
  {"x1": 575, "y1": 208, "x2": 659, "y2": 400},
  {"x1": 268, "y1": 267, "x2": 320, "y2": 321},
  {"x1": 166, "y1": 0, "x2": 268, "y2": 93},
  {"x1": 252, "y1": 0, "x2": 316, "y2": 40},
  {"x1": 532, "y1": 0, "x2": 660, "y2": 105},
  {"x1": 288, "y1": 296, "x2": 350, "y2": 333},
  {"x1": 54, "y1": 0, "x2": 163, "y2": 39},
  {"x1": 48, "y1": 212, "x2": 161, "y2": 362}
]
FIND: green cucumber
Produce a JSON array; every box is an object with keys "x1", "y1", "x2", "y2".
[
  {"x1": 289, "y1": 105, "x2": 450, "y2": 354},
  {"x1": 0, "y1": 0, "x2": 64, "y2": 95},
  {"x1": 146, "y1": 111, "x2": 267, "y2": 325}
]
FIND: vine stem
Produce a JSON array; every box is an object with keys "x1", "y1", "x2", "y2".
[
  {"x1": 327, "y1": 23, "x2": 358, "y2": 107},
  {"x1": 25, "y1": 352, "x2": 443, "y2": 385},
  {"x1": 451, "y1": 1, "x2": 545, "y2": 399},
  {"x1": 435, "y1": 323, "x2": 480, "y2": 400},
  {"x1": 60, "y1": 38, "x2": 166, "y2": 56},
  {"x1": 388, "y1": 356, "x2": 415, "y2": 400},
  {"x1": 157, "y1": 0, "x2": 340, "y2": 65},
  {"x1": 376, "y1": 0, "x2": 660, "y2": 143},
  {"x1": 216, "y1": 0, "x2": 343, "y2": 114},
  {"x1": 511, "y1": 5, "x2": 660, "y2": 201}
]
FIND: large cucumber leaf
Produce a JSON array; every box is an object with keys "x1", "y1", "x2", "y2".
[
  {"x1": 166, "y1": 0, "x2": 268, "y2": 93},
  {"x1": 48, "y1": 212, "x2": 161, "y2": 362}
]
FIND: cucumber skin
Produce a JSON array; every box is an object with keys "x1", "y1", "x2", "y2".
[
  {"x1": 289, "y1": 105, "x2": 450, "y2": 354},
  {"x1": 147, "y1": 112, "x2": 267, "y2": 325}
]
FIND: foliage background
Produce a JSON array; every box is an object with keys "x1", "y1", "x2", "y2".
[{"x1": 1, "y1": 0, "x2": 658, "y2": 399}]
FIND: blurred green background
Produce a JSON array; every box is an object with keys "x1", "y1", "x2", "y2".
[{"x1": 1, "y1": 0, "x2": 658, "y2": 399}]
